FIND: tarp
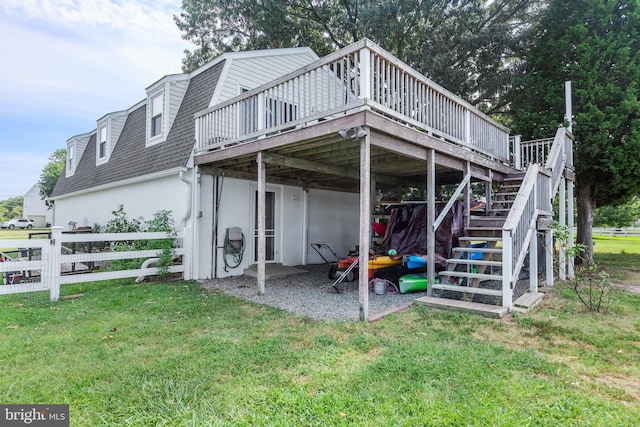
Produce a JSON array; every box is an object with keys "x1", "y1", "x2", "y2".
[{"x1": 378, "y1": 201, "x2": 464, "y2": 269}]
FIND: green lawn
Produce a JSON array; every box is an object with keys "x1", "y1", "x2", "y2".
[
  {"x1": 1, "y1": 278, "x2": 638, "y2": 426},
  {"x1": 593, "y1": 235, "x2": 640, "y2": 285}
]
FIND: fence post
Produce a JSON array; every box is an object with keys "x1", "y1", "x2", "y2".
[{"x1": 49, "y1": 227, "x2": 62, "y2": 301}]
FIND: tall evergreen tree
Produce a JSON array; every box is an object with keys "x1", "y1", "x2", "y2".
[
  {"x1": 510, "y1": 0, "x2": 640, "y2": 264},
  {"x1": 175, "y1": 0, "x2": 543, "y2": 114}
]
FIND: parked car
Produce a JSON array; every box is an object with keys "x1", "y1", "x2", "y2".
[{"x1": 0, "y1": 218, "x2": 35, "y2": 229}]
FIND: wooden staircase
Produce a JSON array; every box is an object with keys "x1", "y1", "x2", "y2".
[{"x1": 432, "y1": 172, "x2": 525, "y2": 306}]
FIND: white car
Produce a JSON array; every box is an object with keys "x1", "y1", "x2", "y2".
[{"x1": 0, "y1": 218, "x2": 35, "y2": 229}]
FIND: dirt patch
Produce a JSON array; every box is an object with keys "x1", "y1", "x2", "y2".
[{"x1": 612, "y1": 267, "x2": 640, "y2": 293}]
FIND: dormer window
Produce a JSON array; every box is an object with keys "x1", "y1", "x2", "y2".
[
  {"x1": 99, "y1": 126, "x2": 107, "y2": 158},
  {"x1": 67, "y1": 145, "x2": 74, "y2": 170},
  {"x1": 150, "y1": 93, "x2": 163, "y2": 137}
]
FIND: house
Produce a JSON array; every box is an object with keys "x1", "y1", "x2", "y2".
[
  {"x1": 23, "y1": 184, "x2": 51, "y2": 228},
  {"x1": 51, "y1": 39, "x2": 575, "y2": 319}
]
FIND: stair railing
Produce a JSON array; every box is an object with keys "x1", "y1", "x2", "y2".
[
  {"x1": 545, "y1": 127, "x2": 574, "y2": 196},
  {"x1": 501, "y1": 127, "x2": 572, "y2": 308}
]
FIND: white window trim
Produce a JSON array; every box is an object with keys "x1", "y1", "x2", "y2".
[
  {"x1": 96, "y1": 123, "x2": 109, "y2": 165},
  {"x1": 146, "y1": 86, "x2": 168, "y2": 147},
  {"x1": 66, "y1": 142, "x2": 75, "y2": 176}
]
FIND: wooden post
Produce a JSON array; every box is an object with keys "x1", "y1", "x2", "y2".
[
  {"x1": 464, "y1": 162, "x2": 471, "y2": 229},
  {"x1": 358, "y1": 129, "x2": 371, "y2": 321},
  {"x1": 530, "y1": 230, "x2": 538, "y2": 293},
  {"x1": 514, "y1": 135, "x2": 522, "y2": 170},
  {"x1": 426, "y1": 148, "x2": 436, "y2": 297},
  {"x1": 502, "y1": 231, "x2": 513, "y2": 309},
  {"x1": 545, "y1": 229, "x2": 554, "y2": 287},
  {"x1": 559, "y1": 176, "x2": 566, "y2": 281},
  {"x1": 257, "y1": 152, "x2": 266, "y2": 295},
  {"x1": 359, "y1": 47, "x2": 372, "y2": 100},
  {"x1": 567, "y1": 179, "x2": 575, "y2": 278}
]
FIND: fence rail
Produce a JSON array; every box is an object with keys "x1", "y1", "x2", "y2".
[
  {"x1": 1, "y1": 227, "x2": 187, "y2": 301},
  {"x1": 195, "y1": 39, "x2": 510, "y2": 162},
  {"x1": 592, "y1": 227, "x2": 640, "y2": 238}
]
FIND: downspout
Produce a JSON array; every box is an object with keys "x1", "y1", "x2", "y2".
[{"x1": 179, "y1": 169, "x2": 192, "y2": 227}]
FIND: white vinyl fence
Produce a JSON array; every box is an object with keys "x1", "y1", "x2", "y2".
[
  {"x1": 592, "y1": 227, "x2": 640, "y2": 238},
  {"x1": 0, "y1": 227, "x2": 188, "y2": 301}
]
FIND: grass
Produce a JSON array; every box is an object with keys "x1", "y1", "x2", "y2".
[
  {"x1": 593, "y1": 235, "x2": 640, "y2": 285},
  {"x1": 1, "y1": 277, "x2": 639, "y2": 426}
]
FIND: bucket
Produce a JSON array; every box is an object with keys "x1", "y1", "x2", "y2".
[{"x1": 373, "y1": 280, "x2": 386, "y2": 295}]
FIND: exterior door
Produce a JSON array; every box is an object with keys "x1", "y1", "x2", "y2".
[{"x1": 253, "y1": 189, "x2": 277, "y2": 262}]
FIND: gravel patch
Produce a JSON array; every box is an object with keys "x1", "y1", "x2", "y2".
[
  {"x1": 201, "y1": 264, "x2": 539, "y2": 321},
  {"x1": 201, "y1": 264, "x2": 426, "y2": 322}
]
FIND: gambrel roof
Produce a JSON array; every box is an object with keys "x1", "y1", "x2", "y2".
[{"x1": 51, "y1": 60, "x2": 225, "y2": 198}]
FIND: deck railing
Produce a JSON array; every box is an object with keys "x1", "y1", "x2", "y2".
[
  {"x1": 519, "y1": 127, "x2": 574, "y2": 172},
  {"x1": 195, "y1": 39, "x2": 511, "y2": 163}
]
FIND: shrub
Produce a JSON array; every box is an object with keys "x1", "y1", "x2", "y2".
[{"x1": 104, "y1": 205, "x2": 177, "y2": 280}]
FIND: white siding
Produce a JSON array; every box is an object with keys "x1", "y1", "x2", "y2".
[
  {"x1": 306, "y1": 189, "x2": 360, "y2": 264},
  {"x1": 213, "y1": 52, "x2": 318, "y2": 105},
  {"x1": 210, "y1": 177, "x2": 359, "y2": 278},
  {"x1": 108, "y1": 113, "x2": 127, "y2": 157},
  {"x1": 195, "y1": 174, "x2": 215, "y2": 279},
  {"x1": 53, "y1": 175, "x2": 189, "y2": 230},
  {"x1": 166, "y1": 80, "x2": 189, "y2": 134},
  {"x1": 23, "y1": 184, "x2": 51, "y2": 227}
]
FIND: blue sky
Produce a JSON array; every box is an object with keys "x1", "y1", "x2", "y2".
[{"x1": 0, "y1": 0, "x2": 193, "y2": 200}]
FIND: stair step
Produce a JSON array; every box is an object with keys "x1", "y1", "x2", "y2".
[
  {"x1": 494, "y1": 191, "x2": 518, "y2": 197},
  {"x1": 415, "y1": 297, "x2": 508, "y2": 318},
  {"x1": 431, "y1": 283, "x2": 503, "y2": 297},
  {"x1": 453, "y1": 247, "x2": 502, "y2": 254},
  {"x1": 504, "y1": 174, "x2": 525, "y2": 181},
  {"x1": 500, "y1": 184, "x2": 521, "y2": 189},
  {"x1": 458, "y1": 236, "x2": 502, "y2": 242},
  {"x1": 446, "y1": 259, "x2": 502, "y2": 267},
  {"x1": 465, "y1": 226, "x2": 503, "y2": 232},
  {"x1": 438, "y1": 271, "x2": 503, "y2": 281}
]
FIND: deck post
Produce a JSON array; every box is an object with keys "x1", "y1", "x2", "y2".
[
  {"x1": 559, "y1": 176, "x2": 566, "y2": 281},
  {"x1": 567, "y1": 179, "x2": 575, "y2": 278},
  {"x1": 502, "y1": 231, "x2": 513, "y2": 309},
  {"x1": 359, "y1": 47, "x2": 372, "y2": 100},
  {"x1": 257, "y1": 152, "x2": 266, "y2": 295},
  {"x1": 426, "y1": 148, "x2": 436, "y2": 297},
  {"x1": 464, "y1": 162, "x2": 471, "y2": 229},
  {"x1": 545, "y1": 229, "x2": 554, "y2": 287},
  {"x1": 514, "y1": 135, "x2": 522, "y2": 170},
  {"x1": 358, "y1": 129, "x2": 371, "y2": 321},
  {"x1": 530, "y1": 229, "x2": 538, "y2": 293}
]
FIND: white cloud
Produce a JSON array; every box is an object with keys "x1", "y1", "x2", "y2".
[
  {"x1": 0, "y1": 0, "x2": 191, "y2": 118},
  {"x1": 0, "y1": 0, "x2": 195, "y2": 198}
]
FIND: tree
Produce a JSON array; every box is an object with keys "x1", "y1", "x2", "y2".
[
  {"x1": 174, "y1": 0, "x2": 544, "y2": 114},
  {"x1": 510, "y1": 0, "x2": 640, "y2": 264},
  {"x1": 594, "y1": 197, "x2": 640, "y2": 228},
  {"x1": 38, "y1": 149, "x2": 66, "y2": 207},
  {"x1": 0, "y1": 196, "x2": 24, "y2": 221}
]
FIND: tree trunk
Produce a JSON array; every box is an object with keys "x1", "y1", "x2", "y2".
[{"x1": 576, "y1": 186, "x2": 596, "y2": 266}]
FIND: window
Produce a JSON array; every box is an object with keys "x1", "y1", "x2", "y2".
[
  {"x1": 150, "y1": 93, "x2": 163, "y2": 137},
  {"x1": 67, "y1": 145, "x2": 74, "y2": 170},
  {"x1": 99, "y1": 126, "x2": 107, "y2": 158}
]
